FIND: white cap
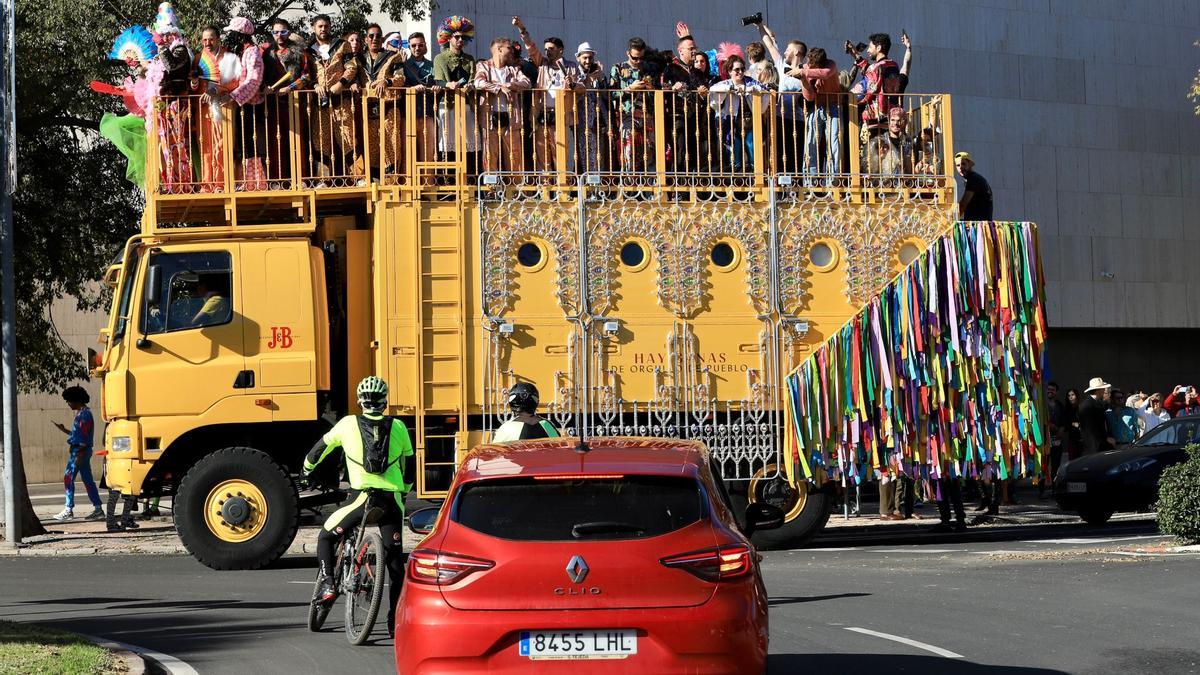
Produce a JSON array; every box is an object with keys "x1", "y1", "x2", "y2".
[{"x1": 576, "y1": 41, "x2": 596, "y2": 57}]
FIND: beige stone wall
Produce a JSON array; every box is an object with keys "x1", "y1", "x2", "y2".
[{"x1": 16, "y1": 295, "x2": 107, "y2": 484}]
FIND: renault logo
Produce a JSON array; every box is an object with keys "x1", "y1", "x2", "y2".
[{"x1": 565, "y1": 555, "x2": 589, "y2": 584}]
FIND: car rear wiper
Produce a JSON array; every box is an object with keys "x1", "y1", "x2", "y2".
[{"x1": 571, "y1": 521, "x2": 646, "y2": 538}]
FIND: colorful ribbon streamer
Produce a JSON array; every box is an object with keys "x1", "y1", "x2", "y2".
[{"x1": 783, "y1": 222, "x2": 1047, "y2": 487}]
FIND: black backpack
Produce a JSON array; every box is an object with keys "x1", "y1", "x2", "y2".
[{"x1": 356, "y1": 416, "x2": 395, "y2": 475}]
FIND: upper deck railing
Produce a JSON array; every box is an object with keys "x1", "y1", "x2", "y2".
[{"x1": 144, "y1": 88, "x2": 954, "y2": 225}]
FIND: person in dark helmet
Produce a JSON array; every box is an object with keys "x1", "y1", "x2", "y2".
[
  {"x1": 492, "y1": 382, "x2": 561, "y2": 442},
  {"x1": 303, "y1": 375, "x2": 413, "y2": 637}
]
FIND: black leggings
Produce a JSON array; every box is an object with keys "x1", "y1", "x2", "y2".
[{"x1": 317, "y1": 490, "x2": 406, "y2": 620}]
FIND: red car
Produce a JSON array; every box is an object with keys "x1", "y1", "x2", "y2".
[{"x1": 393, "y1": 437, "x2": 784, "y2": 674}]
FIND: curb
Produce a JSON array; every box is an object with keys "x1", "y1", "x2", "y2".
[{"x1": 78, "y1": 634, "x2": 146, "y2": 675}]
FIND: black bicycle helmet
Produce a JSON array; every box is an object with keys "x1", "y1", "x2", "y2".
[{"x1": 507, "y1": 382, "x2": 539, "y2": 413}]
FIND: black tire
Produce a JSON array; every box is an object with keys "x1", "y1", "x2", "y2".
[
  {"x1": 344, "y1": 531, "x2": 386, "y2": 646},
  {"x1": 1078, "y1": 506, "x2": 1114, "y2": 526},
  {"x1": 749, "y1": 479, "x2": 833, "y2": 551},
  {"x1": 174, "y1": 447, "x2": 300, "y2": 570},
  {"x1": 308, "y1": 568, "x2": 333, "y2": 631}
]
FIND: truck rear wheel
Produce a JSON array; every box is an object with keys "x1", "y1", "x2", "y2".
[
  {"x1": 747, "y1": 466, "x2": 832, "y2": 550},
  {"x1": 175, "y1": 447, "x2": 299, "y2": 570}
]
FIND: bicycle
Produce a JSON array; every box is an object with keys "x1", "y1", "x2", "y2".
[{"x1": 307, "y1": 487, "x2": 388, "y2": 645}]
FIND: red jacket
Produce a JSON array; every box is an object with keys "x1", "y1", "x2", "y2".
[{"x1": 1163, "y1": 391, "x2": 1200, "y2": 417}]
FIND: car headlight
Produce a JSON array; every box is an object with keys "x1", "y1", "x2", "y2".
[
  {"x1": 1106, "y1": 457, "x2": 1156, "y2": 475},
  {"x1": 111, "y1": 436, "x2": 132, "y2": 453}
]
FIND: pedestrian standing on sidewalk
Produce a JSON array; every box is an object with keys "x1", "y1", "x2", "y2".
[
  {"x1": 52, "y1": 386, "x2": 105, "y2": 521},
  {"x1": 931, "y1": 475, "x2": 966, "y2": 533},
  {"x1": 1077, "y1": 377, "x2": 1114, "y2": 455}
]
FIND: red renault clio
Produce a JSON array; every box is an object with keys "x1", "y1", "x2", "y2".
[{"x1": 393, "y1": 437, "x2": 783, "y2": 674}]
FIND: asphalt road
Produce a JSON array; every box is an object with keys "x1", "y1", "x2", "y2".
[{"x1": 4, "y1": 519, "x2": 1198, "y2": 674}]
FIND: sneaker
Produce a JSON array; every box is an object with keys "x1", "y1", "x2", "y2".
[
  {"x1": 316, "y1": 576, "x2": 338, "y2": 603},
  {"x1": 52, "y1": 508, "x2": 74, "y2": 521},
  {"x1": 119, "y1": 517, "x2": 139, "y2": 530},
  {"x1": 85, "y1": 508, "x2": 106, "y2": 520}
]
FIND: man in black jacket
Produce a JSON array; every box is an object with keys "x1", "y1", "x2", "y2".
[{"x1": 1077, "y1": 377, "x2": 1115, "y2": 456}]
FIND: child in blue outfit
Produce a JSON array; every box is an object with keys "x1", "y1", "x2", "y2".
[{"x1": 52, "y1": 386, "x2": 104, "y2": 521}]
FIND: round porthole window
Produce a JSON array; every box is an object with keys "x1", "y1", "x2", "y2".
[
  {"x1": 809, "y1": 242, "x2": 835, "y2": 268},
  {"x1": 711, "y1": 242, "x2": 737, "y2": 269},
  {"x1": 899, "y1": 242, "x2": 921, "y2": 266},
  {"x1": 517, "y1": 242, "x2": 543, "y2": 268},
  {"x1": 620, "y1": 240, "x2": 647, "y2": 269}
]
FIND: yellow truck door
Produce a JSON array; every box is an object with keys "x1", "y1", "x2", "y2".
[
  {"x1": 128, "y1": 243, "x2": 247, "y2": 417},
  {"x1": 237, "y1": 239, "x2": 323, "y2": 421}
]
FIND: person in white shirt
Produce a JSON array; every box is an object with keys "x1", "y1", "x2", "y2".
[
  {"x1": 474, "y1": 37, "x2": 531, "y2": 172},
  {"x1": 512, "y1": 16, "x2": 584, "y2": 172},
  {"x1": 708, "y1": 55, "x2": 765, "y2": 172},
  {"x1": 1130, "y1": 392, "x2": 1171, "y2": 436}
]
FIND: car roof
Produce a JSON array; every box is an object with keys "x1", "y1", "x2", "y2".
[{"x1": 458, "y1": 437, "x2": 710, "y2": 481}]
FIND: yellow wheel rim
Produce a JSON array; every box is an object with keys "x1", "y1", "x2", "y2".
[
  {"x1": 203, "y1": 479, "x2": 269, "y2": 543},
  {"x1": 747, "y1": 465, "x2": 807, "y2": 521}
]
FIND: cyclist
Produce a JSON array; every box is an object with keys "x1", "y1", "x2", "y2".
[
  {"x1": 492, "y1": 382, "x2": 561, "y2": 442},
  {"x1": 303, "y1": 376, "x2": 413, "y2": 635}
]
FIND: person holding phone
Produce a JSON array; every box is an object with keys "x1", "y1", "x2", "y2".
[{"x1": 609, "y1": 37, "x2": 660, "y2": 172}]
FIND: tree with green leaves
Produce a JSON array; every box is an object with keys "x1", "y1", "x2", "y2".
[{"x1": 2, "y1": 0, "x2": 432, "y2": 542}]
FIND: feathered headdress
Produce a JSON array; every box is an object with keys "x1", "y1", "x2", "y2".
[
  {"x1": 436, "y1": 15, "x2": 474, "y2": 46},
  {"x1": 109, "y1": 25, "x2": 158, "y2": 63},
  {"x1": 715, "y1": 42, "x2": 744, "y2": 65},
  {"x1": 154, "y1": 2, "x2": 180, "y2": 35}
]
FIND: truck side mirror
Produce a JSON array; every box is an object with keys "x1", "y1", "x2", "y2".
[{"x1": 145, "y1": 265, "x2": 162, "y2": 307}]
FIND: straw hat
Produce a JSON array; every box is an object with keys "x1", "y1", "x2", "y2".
[{"x1": 1084, "y1": 377, "x2": 1111, "y2": 393}]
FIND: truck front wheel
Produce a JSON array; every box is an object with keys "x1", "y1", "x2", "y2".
[
  {"x1": 175, "y1": 447, "x2": 299, "y2": 570},
  {"x1": 746, "y1": 466, "x2": 832, "y2": 550}
]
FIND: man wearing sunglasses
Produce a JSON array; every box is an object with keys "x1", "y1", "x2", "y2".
[{"x1": 354, "y1": 24, "x2": 407, "y2": 181}]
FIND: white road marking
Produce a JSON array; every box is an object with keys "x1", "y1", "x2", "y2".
[
  {"x1": 1031, "y1": 535, "x2": 1164, "y2": 545},
  {"x1": 844, "y1": 627, "x2": 963, "y2": 658},
  {"x1": 873, "y1": 549, "x2": 959, "y2": 554},
  {"x1": 81, "y1": 634, "x2": 198, "y2": 675}
]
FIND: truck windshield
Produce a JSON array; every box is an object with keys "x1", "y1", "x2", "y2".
[{"x1": 111, "y1": 248, "x2": 142, "y2": 343}]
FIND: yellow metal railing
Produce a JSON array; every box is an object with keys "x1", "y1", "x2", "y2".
[{"x1": 144, "y1": 90, "x2": 955, "y2": 205}]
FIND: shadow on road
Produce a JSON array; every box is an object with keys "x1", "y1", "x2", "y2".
[
  {"x1": 807, "y1": 516, "x2": 1161, "y2": 549},
  {"x1": 768, "y1": 593, "x2": 870, "y2": 607},
  {"x1": 769, "y1": 653, "x2": 1068, "y2": 674}
]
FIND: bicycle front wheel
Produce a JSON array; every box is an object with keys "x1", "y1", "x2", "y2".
[{"x1": 344, "y1": 531, "x2": 386, "y2": 645}]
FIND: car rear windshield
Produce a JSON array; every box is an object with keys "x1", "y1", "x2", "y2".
[{"x1": 453, "y1": 475, "x2": 706, "y2": 541}]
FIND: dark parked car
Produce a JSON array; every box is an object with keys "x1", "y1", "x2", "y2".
[{"x1": 1053, "y1": 416, "x2": 1198, "y2": 524}]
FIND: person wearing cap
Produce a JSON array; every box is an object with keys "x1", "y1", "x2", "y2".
[
  {"x1": 401, "y1": 32, "x2": 438, "y2": 171},
  {"x1": 306, "y1": 14, "x2": 360, "y2": 185},
  {"x1": 512, "y1": 16, "x2": 584, "y2": 173},
  {"x1": 573, "y1": 41, "x2": 610, "y2": 173},
  {"x1": 955, "y1": 151, "x2": 993, "y2": 221},
  {"x1": 1077, "y1": 377, "x2": 1115, "y2": 456}
]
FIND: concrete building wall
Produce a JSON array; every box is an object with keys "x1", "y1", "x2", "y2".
[
  {"x1": 414, "y1": 0, "x2": 1200, "y2": 333},
  {"x1": 15, "y1": 297, "x2": 105, "y2": 485}
]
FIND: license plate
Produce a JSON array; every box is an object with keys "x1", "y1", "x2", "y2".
[
  {"x1": 518, "y1": 630, "x2": 637, "y2": 660},
  {"x1": 1067, "y1": 482, "x2": 1087, "y2": 494}
]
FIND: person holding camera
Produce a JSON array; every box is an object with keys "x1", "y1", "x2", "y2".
[
  {"x1": 847, "y1": 33, "x2": 902, "y2": 170},
  {"x1": 1164, "y1": 385, "x2": 1200, "y2": 417},
  {"x1": 755, "y1": 20, "x2": 807, "y2": 174}
]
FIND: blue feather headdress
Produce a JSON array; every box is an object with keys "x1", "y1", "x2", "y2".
[{"x1": 110, "y1": 25, "x2": 158, "y2": 63}]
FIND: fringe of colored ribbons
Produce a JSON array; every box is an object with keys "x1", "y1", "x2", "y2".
[{"x1": 783, "y1": 222, "x2": 1048, "y2": 487}]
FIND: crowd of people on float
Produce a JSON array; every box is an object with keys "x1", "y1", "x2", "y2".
[{"x1": 107, "y1": 6, "x2": 944, "y2": 190}]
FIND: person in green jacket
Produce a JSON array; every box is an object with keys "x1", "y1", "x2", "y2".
[
  {"x1": 492, "y1": 382, "x2": 561, "y2": 442},
  {"x1": 303, "y1": 376, "x2": 413, "y2": 631}
]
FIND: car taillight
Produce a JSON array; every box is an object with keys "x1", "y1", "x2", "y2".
[
  {"x1": 661, "y1": 544, "x2": 753, "y2": 581},
  {"x1": 407, "y1": 548, "x2": 495, "y2": 586}
]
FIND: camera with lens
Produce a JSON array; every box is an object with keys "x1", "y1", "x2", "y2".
[{"x1": 741, "y1": 12, "x2": 763, "y2": 26}]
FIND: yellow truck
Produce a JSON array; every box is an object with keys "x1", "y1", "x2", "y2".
[{"x1": 94, "y1": 89, "x2": 964, "y2": 568}]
